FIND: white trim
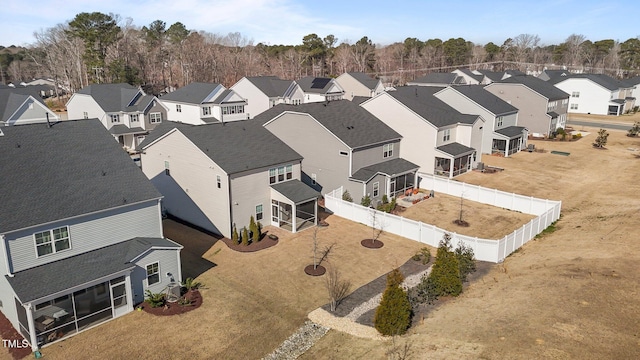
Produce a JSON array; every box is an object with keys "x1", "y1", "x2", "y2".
[
  {"x1": 372, "y1": 181, "x2": 380, "y2": 197},
  {"x1": 128, "y1": 245, "x2": 183, "y2": 263},
  {"x1": 145, "y1": 261, "x2": 161, "y2": 287},
  {"x1": 255, "y1": 203, "x2": 264, "y2": 222}
]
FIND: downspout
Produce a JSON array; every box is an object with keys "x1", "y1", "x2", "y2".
[
  {"x1": 227, "y1": 174, "x2": 233, "y2": 238},
  {"x1": 1, "y1": 234, "x2": 13, "y2": 277}
]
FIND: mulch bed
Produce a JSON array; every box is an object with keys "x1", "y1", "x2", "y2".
[
  {"x1": 0, "y1": 312, "x2": 32, "y2": 359},
  {"x1": 361, "y1": 239, "x2": 384, "y2": 249},
  {"x1": 304, "y1": 264, "x2": 326, "y2": 276},
  {"x1": 141, "y1": 290, "x2": 202, "y2": 316},
  {"x1": 219, "y1": 234, "x2": 278, "y2": 253}
]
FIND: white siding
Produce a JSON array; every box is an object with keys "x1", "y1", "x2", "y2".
[
  {"x1": 66, "y1": 94, "x2": 106, "y2": 125},
  {"x1": 6, "y1": 200, "x2": 162, "y2": 273},
  {"x1": 141, "y1": 130, "x2": 231, "y2": 237},
  {"x1": 554, "y1": 78, "x2": 612, "y2": 116},
  {"x1": 231, "y1": 78, "x2": 270, "y2": 118},
  {"x1": 161, "y1": 101, "x2": 204, "y2": 125}
]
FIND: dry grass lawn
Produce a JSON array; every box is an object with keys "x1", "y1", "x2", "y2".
[
  {"x1": 398, "y1": 193, "x2": 535, "y2": 239},
  {"x1": 32, "y1": 216, "x2": 428, "y2": 360},
  {"x1": 302, "y1": 126, "x2": 640, "y2": 359}
]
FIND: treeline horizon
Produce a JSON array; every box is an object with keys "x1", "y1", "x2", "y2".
[{"x1": 1, "y1": 12, "x2": 639, "y2": 95}]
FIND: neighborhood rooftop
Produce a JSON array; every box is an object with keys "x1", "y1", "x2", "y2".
[
  {"x1": 255, "y1": 100, "x2": 402, "y2": 149},
  {"x1": 347, "y1": 72, "x2": 380, "y2": 89},
  {"x1": 159, "y1": 82, "x2": 223, "y2": 104},
  {"x1": 0, "y1": 120, "x2": 162, "y2": 233},
  {"x1": 387, "y1": 86, "x2": 479, "y2": 128},
  {"x1": 245, "y1": 76, "x2": 293, "y2": 97},
  {"x1": 0, "y1": 87, "x2": 47, "y2": 121},
  {"x1": 548, "y1": 73, "x2": 630, "y2": 90},
  {"x1": 499, "y1": 75, "x2": 570, "y2": 101},
  {"x1": 296, "y1": 76, "x2": 335, "y2": 93},
  {"x1": 140, "y1": 120, "x2": 303, "y2": 174},
  {"x1": 448, "y1": 85, "x2": 518, "y2": 115},
  {"x1": 411, "y1": 73, "x2": 464, "y2": 85},
  {"x1": 76, "y1": 83, "x2": 153, "y2": 112}
]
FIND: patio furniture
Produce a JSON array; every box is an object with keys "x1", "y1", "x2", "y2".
[{"x1": 35, "y1": 316, "x2": 55, "y2": 332}]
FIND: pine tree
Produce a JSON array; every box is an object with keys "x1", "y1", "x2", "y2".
[
  {"x1": 241, "y1": 227, "x2": 249, "y2": 246},
  {"x1": 428, "y1": 234, "x2": 462, "y2": 297},
  {"x1": 374, "y1": 269, "x2": 412, "y2": 336},
  {"x1": 232, "y1": 224, "x2": 239, "y2": 244},
  {"x1": 249, "y1": 216, "x2": 260, "y2": 243}
]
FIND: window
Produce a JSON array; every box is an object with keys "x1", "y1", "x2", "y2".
[
  {"x1": 570, "y1": 103, "x2": 578, "y2": 110},
  {"x1": 202, "y1": 106, "x2": 211, "y2": 116},
  {"x1": 269, "y1": 164, "x2": 293, "y2": 184},
  {"x1": 146, "y1": 262, "x2": 160, "y2": 286},
  {"x1": 164, "y1": 161, "x2": 170, "y2": 176},
  {"x1": 373, "y1": 182, "x2": 379, "y2": 197},
  {"x1": 222, "y1": 105, "x2": 245, "y2": 115},
  {"x1": 277, "y1": 166, "x2": 285, "y2": 182},
  {"x1": 442, "y1": 129, "x2": 451, "y2": 142},
  {"x1": 571, "y1": 91, "x2": 580, "y2": 98},
  {"x1": 176, "y1": 104, "x2": 182, "y2": 113},
  {"x1": 256, "y1": 204, "x2": 263, "y2": 221},
  {"x1": 292, "y1": 99, "x2": 301, "y2": 105},
  {"x1": 269, "y1": 168, "x2": 276, "y2": 184},
  {"x1": 217, "y1": 175, "x2": 221, "y2": 189},
  {"x1": 383, "y1": 143, "x2": 393, "y2": 158},
  {"x1": 150, "y1": 112, "x2": 162, "y2": 123},
  {"x1": 83, "y1": 111, "x2": 88, "y2": 119},
  {"x1": 110, "y1": 114, "x2": 120, "y2": 123},
  {"x1": 562, "y1": 99, "x2": 569, "y2": 105},
  {"x1": 130, "y1": 114, "x2": 139, "y2": 122},
  {"x1": 339, "y1": 151, "x2": 348, "y2": 156},
  {"x1": 496, "y1": 116, "x2": 503, "y2": 128},
  {"x1": 311, "y1": 173, "x2": 317, "y2": 185},
  {"x1": 34, "y1": 226, "x2": 70, "y2": 257},
  {"x1": 286, "y1": 165, "x2": 293, "y2": 180},
  {"x1": 28, "y1": 102, "x2": 34, "y2": 109}
]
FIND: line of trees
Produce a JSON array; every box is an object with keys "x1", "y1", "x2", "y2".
[{"x1": 3, "y1": 11, "x2": 640, "y2": 94}]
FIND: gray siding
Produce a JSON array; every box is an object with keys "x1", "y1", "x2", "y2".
[
  {"x1": 365, "y1": 173, "x2": 388, "y2": 204},
  {"x1": 352, "y1": 141, "x2": 401, "y2": 173},
  {"x1": 5, "y1": 200, "x2": 162, "y2": 273},
  {"x1": 131, "y1": 248, "x2": 182, "y2": 305},
  {"x1": 144, "y1": 101, "x2": 167, "y2": 131}
]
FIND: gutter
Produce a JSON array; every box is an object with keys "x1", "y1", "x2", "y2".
[{"x1": 1, "y1": 234, "x2": 13, "y2": 277}]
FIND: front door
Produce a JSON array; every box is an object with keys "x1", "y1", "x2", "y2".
[{"x1": 110, "y1": 278, "x2": 128, "y2": 318}]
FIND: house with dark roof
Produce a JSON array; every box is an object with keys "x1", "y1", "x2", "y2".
[
  {"x1": 537, "y1": 69, "x2": 572, "y2": 82},
  {"x1": 361, "y1": 86, "x2": 484, "y2": 178},
  {"x1": 254, "y1": 100, "x2": 419, "y2": 204},
  {"x1": 624, "y1": 76, "x2": 640, "y2": 104},
  {"x1": 486, "y1": 75, "x2": 570, "y2": 136},
  {"x1": 0, "y1": 87, "x2": 60, "y2": 126},
  {"x1": 0, "y1": 120, "x2": 182, "y2": 351},
  {"x1": 296, "y1": 76, "x2": 345, "y2": 103},
  {"x1": 139, "y1": 120, "x2": 319, "y2": 237},
  {"x1": 549, "y1": 74, "x2": 635, "y2": 116},
  {"x1": 451, "y1": 69, "x2": 483, "y2": 85},
  {"x1": 159, "y1": 82, "x2": 248, "y2": 125},
  {"x1": 66, "y1": 83, "x2": 168, "y2": 151},
  {"x1": 334, "y1": 72, "x2": 384, "y2": 101},
  {"x1": 407, "y1": 73, "x2": 465, "y2": 87},
  {"x1": 434, "y1": 85, "x2": 526, "y2": 156},
  {"x1": 231, "y1": 76, "x2": 303, "y2": 118}
]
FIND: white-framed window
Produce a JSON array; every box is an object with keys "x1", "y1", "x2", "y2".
[
  {"x1": 292, "y1": 99, "x2": 301, "y2": 105},
  {"x1": 339, "y1": 151, "x2": 348, "y2": 156},
  {"x1": 34, "y1": 226, "x2": 71, "y2": 257},
  {"x1": 110, "y1": 114, "x2": 120, "y2": 123},
  {"x1": 221, "y1": 105, "x2": 245, "y2": 115},
  {"x1": 28, "y1": 102, "x2": 34, "y2": 109},
  {"x1": 442, "y1": 129, "x2": 451, "y2": 142},
  {"x1": 176, "y1": 104, "x2": 182, "y2": 113},
  {"x1": 286, "y1": 165, "x2": 293, "y2": 180},
  {"x1": 562, "y1": 99, "x2": 569, "y2": 105},
  {"x1": 202, "y1": 106, "x2": 211, "y2": 116},
  {"x1": 269, "y1": 168, "x2": 276, "y2": 184},
  {"x1": 383, "y1": 143, "x2": 393, "y2": 158},
  {"x1": 130, "y1": 114, "x2": 139, "y2": 122},
  {"x1": 570, "y1": 103, "x2": 578, "y2": 110},
  {"x1": 217, "y1": 175, "x2": 221, "y2": 189},
  {"x1": 311, "y1": 173, "x2": 317, "y2": 185},
  {"x1": 256, "y1": 204, "x2": 263, "y2": 221},
  {"x1": 373, "y1": 182, "x2": 379, "y2": 197},
  {"x1": 571, "y1": 91, "x2": 580, "y2": 98},
  {"x1": 164, "y1": 160, "x2": 170, "y2": 176},
  {"x1": 269, "y1": 164, "x2": 293, "y2": 184},
  {"x1": 496, "y1": 116, "x2": 503, "y2": 128},
  {"x1": 150, "y1": 112, "x2": 162, "y2": 123},
  {"x1": 83, "y1": 111, "x2": 88, "y2": 119},
  {"x1": 146, "y1": 262, "x2": 160, "y2": 286}
]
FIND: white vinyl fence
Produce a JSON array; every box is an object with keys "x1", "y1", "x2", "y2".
[{"x1": 324, "y1": 174, "x2": 561, "y2": 263}]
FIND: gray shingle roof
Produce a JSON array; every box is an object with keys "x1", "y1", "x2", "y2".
[
  {"x1": 77, "y1": 83, "x2": 143, "y2": 113},
  {"x1": 109, "y1": 125, "x2": 146, "y2": 135},
  {"x1": 477, "y1": 70, "x2": 504, "y2": 82},
  {"x1": 495, "y1": 126, "x2": 526, "y2": 138},
  {"x1": 160, "y1": 82, "x2": 222, "y2": 104},
  {"x1": 550, "y1": 74, "x2": 629, "y2": 91},
  {"x1": 351, "y1": 96, "x2": 369, "y2": 105},
  {"x1": 449, "y1": 85, "x2": 518, "y2": 115},
  {"x1": 454, "y1": 68, "x2": 483, "y2": 82},
  {"x1": 436, "y1": 142, "x2": 475, "y2": 156},
  {"x1": 350, "y1": 158, "x2": 419, "y2": 182},
  {"x1": 254, "y1": 100, "x2": 402, "y2": 149},
  {"x1": 346, "y1": 72, "x2": 380, "y2": 90},
  {"x1": 547, "y1": 111, "x2": 560, "y2": 118},
  {"x1": 0, "y1": 87, "x2": 48, "y2": 121},
  {"x1": 297, "y1": 77, "x2": 340, "y2": 94},
  {"x1": 271, "y1": 180, "x2": 320, "y2": 204},
  {"x1": 387, "y1": 87, "x2": 479, "y2": 128},
  {"x1": 140, "y1": 120, "x2": 302, "y2": 174},
  {"x1": 623, "y1": 76, "x2": 640, "y2": 87},
  {"x1": 410, "y1": 73, "x2": 463, "y2": 85},
  {"x1": 6, "y1": 237, "x2": 181, "y2": 303},
  {"x1": 245, "y1": 76, "x2": 293, "y2": 97},
  {"x1": 0, "y1": 120, "x2": 162, "y2": 233},
  {"x1": 499, "y1": 75, "x2": 570, "y2": 101}
]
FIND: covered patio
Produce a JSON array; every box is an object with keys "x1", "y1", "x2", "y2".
[
  {"x1": 270, "y1": 180, "x2": 320, "y2": 233},
  {"x1": 435, "y1": 143, "x2": 476, "y2": 178},
  {"x1": 109, "y1": 125, "x2": 147, "y2": 151},
  {"x1": 493, "y1": 126, "x2": 526, "y2": 157},
  {"x1": 349, "y1": 158, "x2": 420, "y2": 200}
]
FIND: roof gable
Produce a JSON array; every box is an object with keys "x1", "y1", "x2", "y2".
[
  {"x1": 345, "y1": 72, "x2": 380, "y2": 90},
  {"x1": 445, "y1": 85, "x2": 518, "y2": 115},
  {"x1": 498, "y1": 75, "x2": 570, "y2": 100},
  {"x1": 243, "y1": 76, "x2": 294, "y2": 97},
  {"x1": 160, "y1": 82, "x2": 224, "y2": 104},
  {"x1": 76, "y1": 83, "x2": 144, "y2": 112}
]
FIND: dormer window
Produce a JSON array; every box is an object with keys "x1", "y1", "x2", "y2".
[
  {"x1": 176, "y1": 104, "x2": 182, "y2": 113},
  {"x1": 130, "y1": 114, "x2": 139, "y2": 122},
  {"x1": 110, "y1": 114, "x2": 120, "y2": 123},
  {"x1": 203, "y1": 107, "x2": 211, "y2": 116}
]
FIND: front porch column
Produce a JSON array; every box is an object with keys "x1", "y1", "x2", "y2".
[
  {"x1": 125, "y1": 274, "x2": 134, "y2": 313},
  {"x1": 24, "y1": 303, "x2": 38, "y2": 351},
  {"x1": 385, "y1": 177, "x2": 391, "y2": 198},
  {"x1": 505, "y1": 140, "x2": 511, "y2": 158},
  {"x1": 414, "y1": 172, "x2": 418, "y2": 190},
  {"x1": 291, "y1": 203, "x2": 297, "y2": 233},
  {"x1": 449, "y1": 161, "x2": 453, "y2": 179}
]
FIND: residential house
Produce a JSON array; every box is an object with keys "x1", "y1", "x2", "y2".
[
  {"x1": 624, "y1": 76, "x2": 640, "y2": 105},
  {"x1": 476, "y1": 69, "x2": 525, "y2": 85},
  {"x1": 361, "y1": 86, "x2": 484, "y2": 178},
  {"x1": 451, "y1": 69, "x2": 483, "y2": 85},
  {"x1": 0, "y1": 87, "x2": 60, "y2": 126},
  {"x1": 296, "y1": 76, "x2": 345, "y2": 103},
  {"x1": 139, "y1": 120, "x2": 319, "y2": 237},
  {"x1": 549, "y1": 74, "x2": 635, "y2": 116},
  {"x1": 434, "y1": 85, "x2": 526, "y2": 156},
  {"x1": 255, "y1": 100, "x2": 419, "y2": 205},
  {"x1": 537, "y1": 69, "x2": 572, "y2": 82},
  {"x1": 407, "y1": 73, "x2": 465, "y2": 87},
  {"x1": 485, "y1": 75, "x2": 570, "y2": 136},
  {"x1": 231, "y1": 76, "x2": 303, "y2": 118},
  {"x1": 66, "y1": 83, "x2": 168, "y2": 151},
  {"x1": 334, "y1": 72, "x2": 384, "y2": 101},
  {"x1": 0, "y1": 120, "x2": 182, "y2": 351},
  {"x1": 159, "y1": 82, "x2": 248, "y2": 125}
]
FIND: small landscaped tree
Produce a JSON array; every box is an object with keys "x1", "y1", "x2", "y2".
[
  {"x1": 232, "y1": 224, "x2": 239, "y2": 244},
  {"x1": 628, "y1": 121, "x2": 640, "y2": 137},
  {"x1": 593, "y1": 128, "x2": 609, "y2": 148},
  {"x1": 455, "y1": 242, "x2": 477, "y2": 282},
  {"x1": 342, "y1": 190, "x2": 353, "y2": 202},
  {"x1": 361, "y1": 194, "x2": 372, "y2": 207},
  {"x1": 374, "y1": 269, "x2": 412, "y2": 336},
  {"x1": 427, "y1": 233, "x2": 462, "y2": 297},
  {"x1": 250, "y1": 215, "x2": 260, "y2": 243},
  {"x1": 325, "y1": 267, "x2": 352, "y2": 312},
  {"x1": 241, "y1": 226, "x2": 249, "y2": 246}
]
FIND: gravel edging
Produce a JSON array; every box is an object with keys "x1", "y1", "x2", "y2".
[
  {"x1": 308, "y1": 308, "x2": 384, "y2": 340},
  {"x1": 262, "y1": 321, "x2": 329, "y2": 360}
]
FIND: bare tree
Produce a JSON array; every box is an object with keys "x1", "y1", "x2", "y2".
[
  {"x1": 324, "y1": 267, "x2": 352, "y2": 312},
  {"x1": 512, "y1": 33, "x2": 540, "y2": 63}
]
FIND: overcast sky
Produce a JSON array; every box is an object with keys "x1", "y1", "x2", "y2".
[{"x1": 1, "y1": 0, "x2": 639, "y2": 47}]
